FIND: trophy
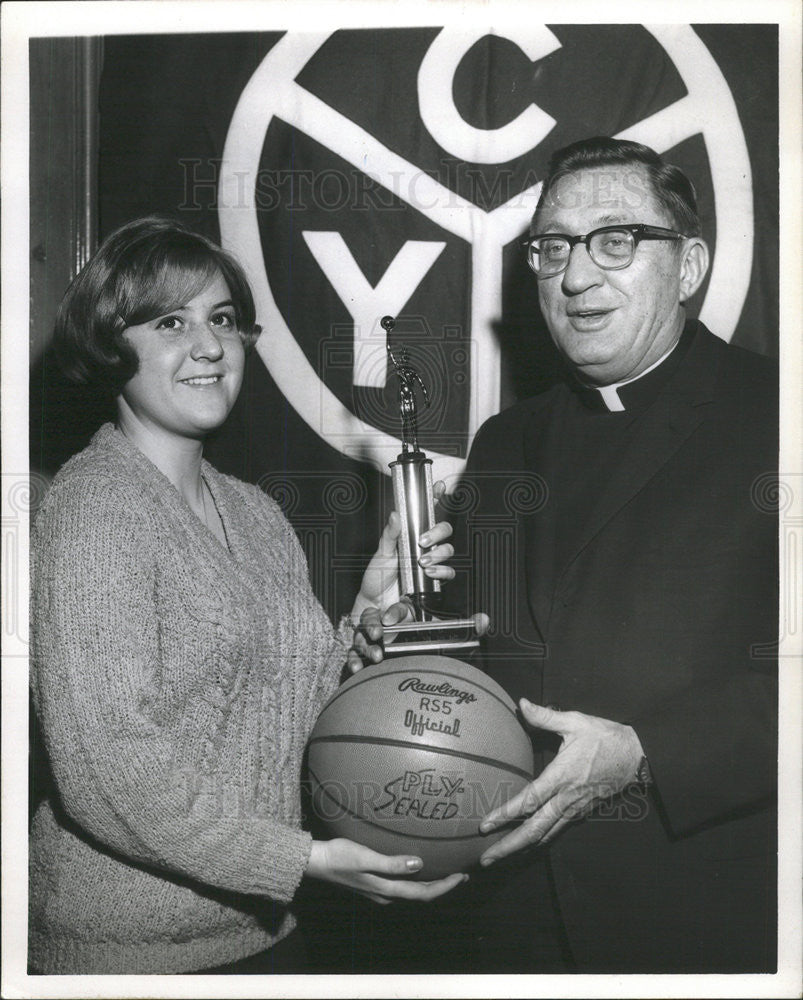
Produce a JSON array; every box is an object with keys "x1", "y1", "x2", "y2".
[{"x1": 380, "y1": 315, "x2": 480, "y2": 656}]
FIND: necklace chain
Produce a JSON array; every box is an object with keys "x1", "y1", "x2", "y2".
[
  {"x1": 201, "y1": 479, "x2": 227, "y2": 550},
  {"x1": 201, "y1": 480, "x2": 211, "y2": 529}
]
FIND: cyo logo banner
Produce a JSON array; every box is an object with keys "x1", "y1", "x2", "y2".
[{"x1": 218, "y1": 25, "x2": 752, "y2": 483}]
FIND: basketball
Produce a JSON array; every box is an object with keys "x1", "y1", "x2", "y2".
[{"x1": 307, "y1": 655, "x2": 534, "y2": 879}]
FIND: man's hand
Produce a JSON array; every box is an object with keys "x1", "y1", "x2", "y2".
[{"x1": 479, "y1": 700, "x2": 645, "y2": 865}]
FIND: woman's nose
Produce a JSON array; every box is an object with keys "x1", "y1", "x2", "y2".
[{"x1": 189, "y1": 323, "x2": 225, "y2": 361}]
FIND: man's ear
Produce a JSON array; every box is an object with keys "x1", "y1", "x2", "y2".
[{"x1": 679, "y1": 237, "x2": 710, "y2": 302}]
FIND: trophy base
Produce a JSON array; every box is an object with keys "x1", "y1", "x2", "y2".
[{"x1": 382, "y1": 618, "x2": 481, "y2": 657}]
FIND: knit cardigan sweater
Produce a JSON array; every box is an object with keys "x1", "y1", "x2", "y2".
[{"x1": 29, "y1": 424, "x2": 351, "y2": 974}]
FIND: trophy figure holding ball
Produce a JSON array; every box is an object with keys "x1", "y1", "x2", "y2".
[{"x1": 381, "y1": 315, "x2": 481, "y2": 656}]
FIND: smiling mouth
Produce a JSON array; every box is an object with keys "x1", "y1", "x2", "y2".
[
  {"x1": 179, "y1": 375, "x2": 222, "y2": 386},
  {"x1": 564, "y1": 309, "x2": 615, "y2": 333}
]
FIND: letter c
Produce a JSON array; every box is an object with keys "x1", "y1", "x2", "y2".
[{"x1": 417, "y1": 27, "x2": 561, "y2": 164}]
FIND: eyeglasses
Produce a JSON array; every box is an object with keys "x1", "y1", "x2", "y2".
[{"x1": 521, "y1": 224, "x2": 687, "y2": 277}]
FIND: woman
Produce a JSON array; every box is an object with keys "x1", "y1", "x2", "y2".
[{"x1": 29, "y1": 217, "x2": 465, "y2": 975}]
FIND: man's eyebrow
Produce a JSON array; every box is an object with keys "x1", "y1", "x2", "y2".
[
  {"x1": 532, "y1": 213, "x2": 632, "y2": 235},
  {"x1": 594, "y1": 213, "x2": 629, "y2": 226}
]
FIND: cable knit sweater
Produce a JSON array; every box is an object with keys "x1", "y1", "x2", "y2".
[{"x1": 29, "y1": 423, "x2": 351, "y2": 974}]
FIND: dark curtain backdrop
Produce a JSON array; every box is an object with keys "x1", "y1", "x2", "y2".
[{"x1": 39, "y1": 24, "x2": 778, "y2": 621}]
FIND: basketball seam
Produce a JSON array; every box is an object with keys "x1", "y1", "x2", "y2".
[
  {"x1": 307, "y1": 734, "x2": 533, "y2": 782},
  {"x1": 307, "y1": 764, "x2": 495, "y2": 843},
  {"x1": 319, "y1": 665, "x2": 520, "y2": 720}
]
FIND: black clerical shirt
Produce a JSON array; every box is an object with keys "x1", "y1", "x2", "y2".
[{"x1": 549, "y1": 325, "x2": 694, "y2": 585}]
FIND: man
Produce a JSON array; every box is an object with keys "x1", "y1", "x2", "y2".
[{"x1": 439, "y1": 136, "x2": 777, "y2": 973}]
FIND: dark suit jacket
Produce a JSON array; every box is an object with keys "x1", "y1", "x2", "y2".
[{"x1": 448, "y1": 321, "x2": 778, "y2": 972}]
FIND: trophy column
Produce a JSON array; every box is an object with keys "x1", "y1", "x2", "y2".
[
  {"x1": 381, "y1": 315, "x2": 480, "y2": 656},
  {"x1": 390, "y1": 447, "x2": 438, "y2": 619}
]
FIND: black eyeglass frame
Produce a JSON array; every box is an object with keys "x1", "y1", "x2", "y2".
[{"x1": 521, "y1": 224, "x2": 688, "y2": 277}]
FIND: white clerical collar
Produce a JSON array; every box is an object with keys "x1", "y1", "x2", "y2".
[{"x1": 591, "y1": 337, "x2": 682, "y2": 412}]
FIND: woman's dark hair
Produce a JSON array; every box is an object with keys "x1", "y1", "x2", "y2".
[
  {"x1": 534, "y1": 137, "x2": 702, "y2": 237},
  {"x1": 54, "y1": 216, "x2": 261, "y2": 395}
]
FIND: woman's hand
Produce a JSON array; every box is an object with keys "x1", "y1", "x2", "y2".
[
  {"x1": 348, "y1": 481, "x2": 455, "y2": 669},
  {"x1": 346, "y1": 605, "x2": 490, "y2": 674},
  {"x1": 347, "y1": 604, "x2": 409, "y2": 673},
  {"x1": 307, "y1": 838, "x2": 467, "y2": 905},
  {"x1": 352, "y1": 498, "x2": 456, "y2": 619}
]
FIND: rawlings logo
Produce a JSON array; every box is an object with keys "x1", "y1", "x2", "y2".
[{"x1": 398, "y1": 677, "x2": 477, "y2": 705}]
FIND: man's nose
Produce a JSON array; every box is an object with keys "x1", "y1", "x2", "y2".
[
  {"x1": 560, "y1": 243, "x2": 603, "y2": 294},
  {"x1": 189, "y1": 322, "x2": 225, "y2": 361}
]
